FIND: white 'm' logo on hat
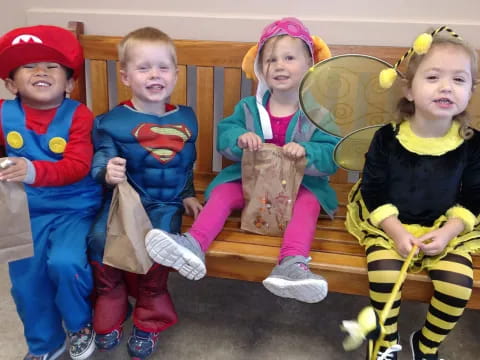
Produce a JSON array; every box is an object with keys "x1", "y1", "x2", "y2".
[{"x1": 11, "y1": 34, "x2": 43, "y2": 45}]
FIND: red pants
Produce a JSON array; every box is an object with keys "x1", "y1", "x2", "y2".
[{"x1": 91, "y1": 262, "x2": 177, "y2": 334}]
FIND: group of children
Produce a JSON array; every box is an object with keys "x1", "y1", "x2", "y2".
[{"x1": 0, "y1": 15, "x2": 478, "y2": 360}]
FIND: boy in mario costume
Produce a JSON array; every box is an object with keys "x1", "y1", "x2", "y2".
[{"x1": 0, "y1": 25, "x2": 101, "y2": 360}]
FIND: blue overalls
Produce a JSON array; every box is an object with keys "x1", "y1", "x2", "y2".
[{"x1": 2, "y1": 98, "x2": 101, "y2": 355}]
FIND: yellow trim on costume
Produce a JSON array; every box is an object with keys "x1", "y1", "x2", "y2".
[
  {"x1": 446, "y1": 206, "x2": 477, "y2": 232},
  {"x1": 49, "y1": 137, "x2": 67, "y2": 154},
  {"x1": 369, "y1": 204, "x2": 399, "y2": 227},
  {"x1": 6, "y1": 131, "x2": 23, "y2": 149},
  {"x1": 396, "y1": 121, "x2": 463, "y2": 155}
]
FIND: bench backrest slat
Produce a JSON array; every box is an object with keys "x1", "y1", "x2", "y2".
[
  {"x1": 115, "y1": 62, "x2": 130, "y2": 104},
  {"x1": 221, "y1": 67, "x2": 242, "y2": 169},
  {"x1": 89, "y1": 59, "x2": 109, "y2": 116},
  {"x1": 196, "y1": 66, "x2": 215, "y2": 174},
  {"x1": 171, "y1": 65, "x2": 188, "y2": 106}
]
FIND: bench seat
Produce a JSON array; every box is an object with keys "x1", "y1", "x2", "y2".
[{"x1": 68, "y1": 21, "x2": 480, "y2": 309}]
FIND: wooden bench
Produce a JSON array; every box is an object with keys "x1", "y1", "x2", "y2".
[{"x1": 68, "y1": 22, "x2": 480, "y2": 309}]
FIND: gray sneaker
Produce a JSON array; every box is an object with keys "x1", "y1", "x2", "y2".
[
  {"x1": 262, "y1": 256, "x2": 328, "y2": 303},
  {"x1": 145, "y1": 229, "x2": 206, "y2": 280}
]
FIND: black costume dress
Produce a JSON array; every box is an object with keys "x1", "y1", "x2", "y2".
[{"x1": 346, "y1": 120, "x2": 480, "y2": 271}]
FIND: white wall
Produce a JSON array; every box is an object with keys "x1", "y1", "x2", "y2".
[
  {"x1": 0, "y1": 1, "x2": 27, "y2": 98},
  {"x1": 18, "y1": 1, "x2": 480, "y2": 46},
  {"x1": 2, "y1": 1, "x2": 480, "y2": 96}
]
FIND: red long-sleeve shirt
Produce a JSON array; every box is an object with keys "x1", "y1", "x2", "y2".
[{"x1": 0, "y1": 99, "x2": 94, "y2": 187}]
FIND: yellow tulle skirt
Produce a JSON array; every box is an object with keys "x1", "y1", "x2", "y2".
[{"x1": 346, "y1": 181, "x2": 480, "y2": 272}]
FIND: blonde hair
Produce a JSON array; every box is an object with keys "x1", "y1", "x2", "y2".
[
  {"x1": 396, "y1": 33, "x2": 478, "y2": 139},
  {"x1": 118, "y1": 27, "x2": 177, "y2": 68},
  {"x1": 258, "y1": 35, "x2": 312, "y2": 78}
]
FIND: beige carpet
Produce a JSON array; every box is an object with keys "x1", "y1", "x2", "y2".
[{"x1": 1, "y1": 263, "x2": 479, "y2": 360}]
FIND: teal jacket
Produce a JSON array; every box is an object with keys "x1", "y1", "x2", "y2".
[{"x1": 205, "y1": 94, "x2": 340, "y2": 217}]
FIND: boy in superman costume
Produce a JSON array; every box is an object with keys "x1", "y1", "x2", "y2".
[{"x1": 87, "y1": 27, "x2": 202, "y2": 360}]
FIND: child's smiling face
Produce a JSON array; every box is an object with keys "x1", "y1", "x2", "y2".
[
  {"x1": 261, "y1": 36, "x2": 312, "y2": 95},
  {"x1": 6, "y1": 62, "x2": 73, "y2": 109},
  {"x1": 120, "y1": 41, "x2": 178, "y2": 114},
  {"x1": 406, "y1": 43, "x2": 473, "y2": 123}
]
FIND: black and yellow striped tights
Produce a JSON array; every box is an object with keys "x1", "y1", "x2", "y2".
[{"x1": 366, "y1": 245, "x2": 473, "y2": 355}]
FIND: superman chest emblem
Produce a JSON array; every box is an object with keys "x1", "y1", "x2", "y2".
[{"x1": 132, "y1": 123, "x2": 192, "y2": 163}]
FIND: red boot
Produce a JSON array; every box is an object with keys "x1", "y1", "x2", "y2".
[{"x1": 91, "y1": 263, "x2": 129, "y2": 350}]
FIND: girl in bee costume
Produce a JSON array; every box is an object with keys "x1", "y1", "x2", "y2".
[{"x1": 345, "y1": 27, "x2": 480, "y2": 360}]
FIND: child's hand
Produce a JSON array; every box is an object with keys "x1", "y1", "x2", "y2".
[
  {"x1": 183, "y1": 197, "x2": 203, "y2": 218},
  {"x1": 0, "y1": 157, "x2": 27, "y2": 182},
  {"x1": 392, "y1": 232, "x2": 420, "y2": 258},
  {"x1": 105, "y1": 157, "x2": 126, "y2": 185},
  {"x1": 283, "y1": 142, "x2": 305, "y2": 159},
  {"x1": 238, "y1": 132, "x2": 262, "y2": 151},
  {"x1": 417, "y1": 218, "x2": 464, "y2": 256},
  {"x1": 380, "y1": 215, "x2": 420, "y2": 258}
]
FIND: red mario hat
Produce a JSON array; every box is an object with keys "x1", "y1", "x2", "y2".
[{"x1": 0, "y1": 25, "x2": 83, "y2": 80}]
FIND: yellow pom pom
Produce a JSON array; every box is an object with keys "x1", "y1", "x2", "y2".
[
  {"x1": 379, "y1": 68, "x2": 398, "y2": 89},
  {"x1": 340, "y1": 306, "x2": 379, "y2": 351},
  {"x1": 357, "y1": 306, "x2": 378, "y2": 334},
  {"x1": 413, "y1": 33, "x2": 433, "y2": 55}
]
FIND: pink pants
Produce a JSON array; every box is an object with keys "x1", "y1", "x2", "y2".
[{"x1": 190, "y1": 181, "x2": 321, "y2": 262}]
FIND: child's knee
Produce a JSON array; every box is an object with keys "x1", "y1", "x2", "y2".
[
  {"x1": 296, "y1": 190, "x2": 321, "y2": 214},
  {"x1": 210, "y1": 182, "x2": 244, "y2": 208},
  {"x1": 47, "y1": 251, "x2": 90, "y2": 279}
]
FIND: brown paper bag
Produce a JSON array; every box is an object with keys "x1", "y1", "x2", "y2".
[
  {"x1": 241, "y1": 143, "x2": 306, "y2": 236},
  {"x1": 0, "y1": 180, "x2": 33, "y2": 263},
  {"x1": 103, "y1": 181, "x2": 153, "y2": 274}
]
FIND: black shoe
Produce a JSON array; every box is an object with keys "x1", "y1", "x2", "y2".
[
  {"x1": 374, "y1": 346, "x2": 402, "y2": 360},
  {"x1": 366, "y1": 340, "x2": 401, "y2": 360},
  {"x1": 409, "y1": 330, "x2": 444, "y2": 360}
]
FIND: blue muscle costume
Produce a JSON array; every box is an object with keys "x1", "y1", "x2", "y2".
[
  {"x1": 88, "y1": 103, "x2": 197, "y2": 334},
  {"x1": 3, "y1": 98, "x2": 102, "y2": 355}
]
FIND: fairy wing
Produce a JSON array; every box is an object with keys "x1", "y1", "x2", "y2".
[{"x1": 299, "y1": 54, "x2": 403, "y2": 171}]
